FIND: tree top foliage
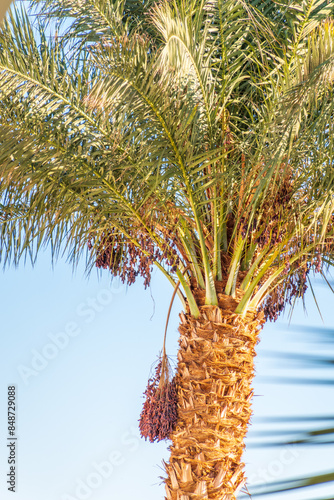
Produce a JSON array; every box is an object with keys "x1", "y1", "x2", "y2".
[{"x1": 1, "y1": 0, "x2": 334, "y2": 318}]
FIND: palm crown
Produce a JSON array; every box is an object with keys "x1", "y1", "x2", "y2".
[
  {"x1": 1, "y1": 0, "x2": 334, "y2": 318},
  {"x1": 1, "y1": 1, "x2": 334, "y2": 498}
]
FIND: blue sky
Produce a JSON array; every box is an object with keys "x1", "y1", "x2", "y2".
[{"x1": 0, "y1": 250, "x2": 334, "y2": 500}]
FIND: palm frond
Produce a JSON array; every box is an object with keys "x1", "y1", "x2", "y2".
[{"x1": 2, "y1": 0, "x2": 334, "y2": 313}]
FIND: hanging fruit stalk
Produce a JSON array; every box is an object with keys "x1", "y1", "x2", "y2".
[{"x1": 139, "y1": 281, "x2": 182, "y2": 442}]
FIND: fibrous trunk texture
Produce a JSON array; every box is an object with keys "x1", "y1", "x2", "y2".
[{"x1": 164, "y1": 286, "x2": 264, "y2": 500}]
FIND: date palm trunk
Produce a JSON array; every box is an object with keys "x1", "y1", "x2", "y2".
[{"x1": 164, "y1": 283, "x2": 264, "y2": 500}]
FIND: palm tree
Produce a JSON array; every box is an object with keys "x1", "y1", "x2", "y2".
[{"x1": 1, "y1": 0, "x2": 334, "y2": 498}]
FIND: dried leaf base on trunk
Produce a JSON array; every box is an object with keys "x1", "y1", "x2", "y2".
[{"x1": 164, "y1": 288, "x2": 264, "y2": 500}]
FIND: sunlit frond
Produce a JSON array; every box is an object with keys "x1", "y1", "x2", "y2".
[{"x1": 1, "y1": 0, "x2": 334, "y2": 316}]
